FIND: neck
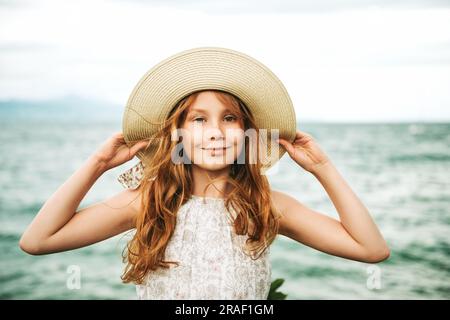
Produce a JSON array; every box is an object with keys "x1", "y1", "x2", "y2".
[{"x1": 190, "y1": 165, "x2": 231, "y2": 198}]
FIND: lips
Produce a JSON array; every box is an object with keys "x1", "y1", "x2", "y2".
[
  {"x1": 201, "y1": 146, "x2": 231, "y2": 150},
  {"x1": 202, "y1": 147, "x2": 230, "y2": 150},
  {"x1": 200, "y1": 146, "x2": 231, "y2": 155}
]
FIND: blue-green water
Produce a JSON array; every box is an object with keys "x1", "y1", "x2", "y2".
[{"x1": 1, "y1": 99, "x2": 449, "y2": 299}]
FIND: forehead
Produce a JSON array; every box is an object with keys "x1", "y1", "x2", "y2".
[{"x1": 187, "y1": 92, "x2": 239, "y2": 114}]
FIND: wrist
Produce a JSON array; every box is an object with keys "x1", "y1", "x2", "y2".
[
  {"x1": 310, "y1": 160, "x2": 333, "y2": 177},
  {"x1": 87, "y1": 154, "x2": 109, "y2": 175}
]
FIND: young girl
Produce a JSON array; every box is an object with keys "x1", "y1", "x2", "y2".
[{"x1": 19, "y1": 48, "x2": 390, "y2": 300}]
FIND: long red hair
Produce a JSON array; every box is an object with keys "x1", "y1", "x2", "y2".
[{"x1": 121, "y1": 89, "x2": 282, "y2": 285}]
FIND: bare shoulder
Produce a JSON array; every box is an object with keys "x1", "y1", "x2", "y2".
[
  {"x1": 269, "y1": 188, "x2": 299, "y2": 213},
  {"x1": 269, "y1": 188, "x2": 306, "y2": 235},
  {"x1": 101, "y1": 186, "x2": 144, "y2": 228},
  {"x1": 106, "y1": 186, "x2": 143, "y2": 212}
]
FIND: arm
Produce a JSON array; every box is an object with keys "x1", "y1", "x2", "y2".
[
  {"x1": 276, "y1": 130, "x2": 390, "y2": 263},
  {"x1": 19, "y1": 132, "x2": 149, "y2": 255}
]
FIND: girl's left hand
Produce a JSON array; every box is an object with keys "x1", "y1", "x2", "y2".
[{"x1": 277, "y1": 129, "x2": 331, "y2": 174}]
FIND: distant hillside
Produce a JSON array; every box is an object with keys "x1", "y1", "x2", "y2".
[{"x1": 0, "y1": 95, "x2": 123, "y2": 122}]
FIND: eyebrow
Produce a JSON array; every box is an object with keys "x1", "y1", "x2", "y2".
[{"x1": 188, "y1": 107, "x2": 234, "y2": 114}]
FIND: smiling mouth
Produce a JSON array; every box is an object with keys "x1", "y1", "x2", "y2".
[
  {"x1": 200, "y1": 147, "x2": 231, "y2": 155},
  {"x1": 201, "y1": 147, "x2": 231, "y2": 150}
]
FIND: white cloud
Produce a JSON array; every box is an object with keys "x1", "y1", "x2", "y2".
[{"x1": 0, "y1": 0, "x2": 449, "y2": 121}]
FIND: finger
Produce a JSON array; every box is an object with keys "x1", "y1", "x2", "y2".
[
  {"x1": 294, "y1": 129, "x2": 306, "y2": 137},
  {"x1": 295, "y1": 136, "x2": 311, "y2": 142},
  {"x1": 295, "y1": 130, "x2": 313, "y2": 141},
  {"x1": 113, "y1": 131, "x2": 124, "y2": 138},
  {"x1": 130, "y1": 140, "x2": 149, "y2": 156},
  {"x1": 277, "y1": 138, "x2": 295, "y2": 154},
  {"x1": 113, "y1": 133, "x2": 125, "y2": 143}
]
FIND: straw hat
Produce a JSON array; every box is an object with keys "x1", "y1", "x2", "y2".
[{"x1": 118, "y1": 46, "x2": 297, "y2": 189}]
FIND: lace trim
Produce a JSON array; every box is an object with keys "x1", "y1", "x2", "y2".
[{"x1": 117, "y1": 161, "x2": 145, "y2": 189}]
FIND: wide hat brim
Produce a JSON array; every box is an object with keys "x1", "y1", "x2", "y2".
[{"x1": 122, "y1": 46, "x2": 297, "y2": 173}]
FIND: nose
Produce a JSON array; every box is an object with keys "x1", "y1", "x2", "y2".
[{"x1": 204, "y1": 127, "x2": 225, "y2": 142}]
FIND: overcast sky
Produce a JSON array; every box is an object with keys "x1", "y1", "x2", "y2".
[{"x1": 1, "y1": 0, "x2": 449, "y2": 122}]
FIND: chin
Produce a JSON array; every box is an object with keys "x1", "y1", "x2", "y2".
[
  {"x1": 193, "y1": 162, "x2": 231, "y2": 172},
  {"x1": 188, "y1": 149, "x2": 237, "y2": 171}
]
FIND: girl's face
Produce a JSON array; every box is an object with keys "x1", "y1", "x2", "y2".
[{"x1": 180, "y1": 91, "x2": 245, "y2": 172}]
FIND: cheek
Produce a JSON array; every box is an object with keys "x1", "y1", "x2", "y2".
[
  {"x1": 181, "y1": 134, "x2": 195, "y2": 157},
  {"x1": 180, "y1": 127, "x2": 202, "y2": 160},
  {"x1": 183, "y1": 124, "x2": 204, "y2": 145},
  {"x1": 227, "y1": 130, "x2": 245, "y2": 149}
]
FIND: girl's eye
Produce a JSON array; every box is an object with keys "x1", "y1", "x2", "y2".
[
  {"x1": 192, "y1": 115, "x2": 237, "y2": 123},
  {"x1": 224, "y1": 115, "x2": 237, "y2": 122}
]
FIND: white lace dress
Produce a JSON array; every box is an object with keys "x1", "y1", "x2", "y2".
[{"x1": 117, "y1": 162, "x2": 272, "y2": 300}]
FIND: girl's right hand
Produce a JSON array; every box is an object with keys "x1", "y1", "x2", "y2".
[{"x1": 92, "y1": 132, "x2": 149, "y2": 171}]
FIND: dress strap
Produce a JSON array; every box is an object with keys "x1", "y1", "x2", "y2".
[{"x1": 117, "y1": 161, "x2": 145, "y2": 189}]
